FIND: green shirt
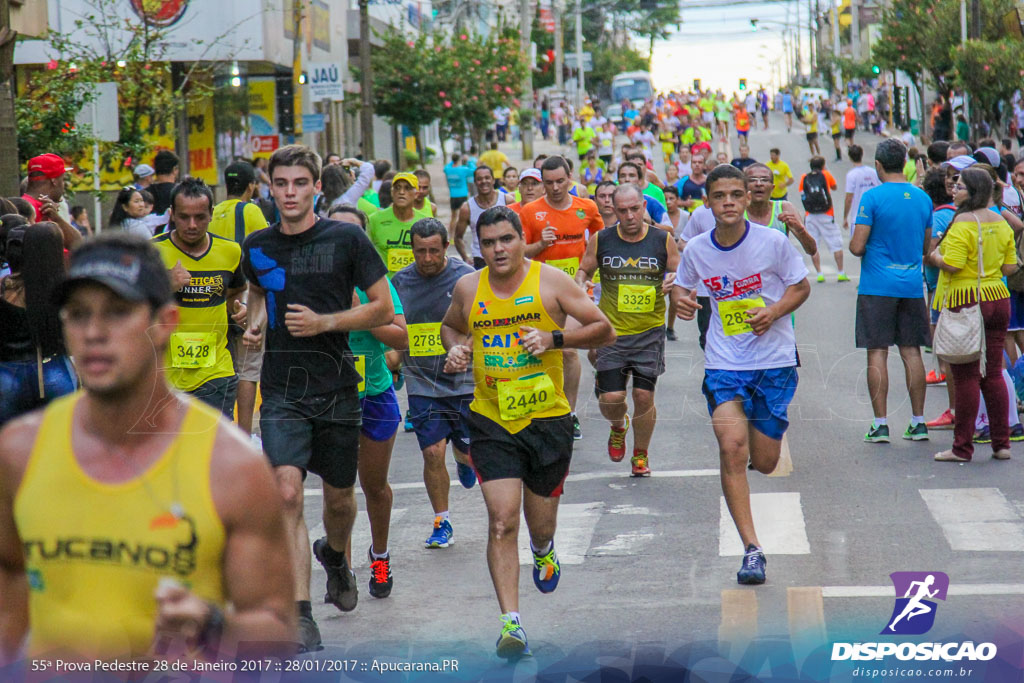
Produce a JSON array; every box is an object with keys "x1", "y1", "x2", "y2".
[
  {"x1": 573, "y1": 125, "x2": 596, "y2": 156},
  {"x1": 367, "y1": 205, "x2": 431, "y2": 276},
  {"x1": 642, "y1": 183, "x2": 667, "y2": 210},
  {"x1": 363, "y1": 189, "x2": 381, "y2": 208},
  {"x1": 349, "y1": 280, "x2": 404, "y2": 398},
  {"x1": 358, "y1": 196, "x2": 378, "y2": 217}
]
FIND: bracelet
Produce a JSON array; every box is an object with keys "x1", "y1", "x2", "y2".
[{"x1": 199, "y1": 602, "x2": 225, "y2": 654}]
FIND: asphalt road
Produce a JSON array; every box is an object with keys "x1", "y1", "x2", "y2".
[{"x1": 293, "y1": 115, "x2": 1024, "y2": 682}]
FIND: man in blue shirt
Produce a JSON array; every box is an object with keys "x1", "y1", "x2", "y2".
[
  {"x1": 444, "y1": 153, "x2": 475, "y2": 218},
  {"x1": 850, "y1": 139, "x2": 933, "y2": 444}
]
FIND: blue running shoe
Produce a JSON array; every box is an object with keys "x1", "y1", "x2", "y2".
[
  {"x1": 456, "y1": 461, "x2": 476, "y2": 489},
  {"x1": 404, "y1": 409, "x2": 414, "y2": 433},
  {"x1": 425, "y1": 517, "x2": 454, "y2": 548},
  {"x1": 496, "y1": 616, "x2": 530, "y2": 659},
  {"x1": 973, "y1": 426, "x2": 992, "y2": 444},
  {"x1": 532, "y1": 545, "x2": 561, "y2": 593},
  {"x1": 737, "y1": 544, "x2": 766, "y2": 585}
]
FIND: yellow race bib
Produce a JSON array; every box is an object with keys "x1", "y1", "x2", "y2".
[
  {"x1": 719, "y1": 297, "x2": 766, "y2": 336},
  {"x1": 354, "y1": 355, "x2": 366, "y2": 393},
  {"x1": 496, "y1": 373, "x2": 557, "y2": 421},
  {"x1": 547, "y1": 257, "x2": 580, "y2": 277},
  {"x1": 170, "y1": 332, "x2": 217, "y2": 369},
  {"x1": 408, "y1": 322, "x2": 445, "y2": 357},
  {"x1": 617, "y1": 284, "x2": 657, "y2": 313},
  {"x1": 386, "y1": 248, "x2": 415, "y2": 273}
]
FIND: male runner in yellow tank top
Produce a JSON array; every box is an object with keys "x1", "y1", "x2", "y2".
[
  {"x1": 441, "y1": 205, "x2": 615, "y2": 660},
  {"x1": 0, "y1": 233, "x2": 295, "y2": 664}
]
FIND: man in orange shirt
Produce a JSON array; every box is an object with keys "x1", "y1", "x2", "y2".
[
  {"x1": 843, "y1": 101, "x2": 858, "y2": 146},
  {"x1": 798, "y1": 156, "x2": 847, "y2": 282},
  {"x1": 521, "y1": 156, "x2": 604, "y2": 439}
]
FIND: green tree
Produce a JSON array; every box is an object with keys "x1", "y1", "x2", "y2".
[{"x1": 950, "y1": 39, "x2": 1024, "y2": 132}]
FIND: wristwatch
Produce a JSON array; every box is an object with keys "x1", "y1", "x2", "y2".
[{"x1": 552, "y1": 330, "x2": 564, "y2": 349}]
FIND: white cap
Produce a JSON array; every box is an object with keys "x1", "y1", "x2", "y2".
[{"x1": 519, "y1": 168, "x2": 542, "y2": 182}]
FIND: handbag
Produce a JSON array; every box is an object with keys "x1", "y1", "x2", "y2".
[{"x1": 933, "y1": 215, "x2": 986, "y2": 374}]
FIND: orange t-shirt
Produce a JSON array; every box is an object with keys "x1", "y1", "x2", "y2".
[
  {"x1": 736, "y1": 111, "x2": 750, "y2": 132},
  {"x1": 520, "y1": 196, "x2": 604, "y2": 272},
  {"x1": 798, "y1": 169, "x2": 838, "y2": 216},
  {"x1": 843, "y1": 107, "x2": 856, "y2": 130}
]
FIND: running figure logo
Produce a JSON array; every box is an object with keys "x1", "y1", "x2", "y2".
[{"x1": 881, "y1": 571, "x2": 949, "y2": 635}]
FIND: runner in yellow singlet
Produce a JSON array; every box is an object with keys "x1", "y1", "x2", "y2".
[
  {"x1": 441, "y1": 205, "x2": 614, "y2": 660},
  {"x1": 0, "y1": 233, "x2": 294, "y2": 664}
]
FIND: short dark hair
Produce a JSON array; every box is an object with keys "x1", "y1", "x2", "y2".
[
  {"x1": 769, "y1": 147, "x2": 781, "y2": 156},
  {"x1": 809, "y1": 156, "x2": 826, "y2": 171},
  {"x1": 705, "y1": 164, "x2": 747, "y2": 193},
  {"x1": 153, "y1": 150, "x2": 179, "y2": 176},
  {"x1": 926, "y1": 141, "x2": 949, "y2": 166},
  {"x1": 413, "y1": 169, "x2": 431, "y2": 181},
  {"x1": 475, "y1": 205, "x2": 522, "y2": 238},
  {"x1": 533, "y1": 154, "x2": 549, "y2": 166},
  {"x1": 922, "y1": 167, "x2": 951, "y2": 207},
  {"x1": 663, "y1": 185, "x2": 679, "y2": 198},
  {"x1": 745, "y1": 162, "x2": 772, "y2": 177},
  {"x1": 875, "y1": 138, "x2": 907, "y2": 173},
  {"x1": 70, "y1": 205, "x2": 87, "y2": 221},
  {"x1": 595, "y1": 180, "x2": 617, "y2": 194},
  {"x1": 1001, "y1": 138, "x2": 1013, "y2": 150},
  {"x1": 327, "y1": 203, "x2": 368, "y2": 229},
  {"x1": 410, "y1": 217, "x2": 449, "y2": 245},
  {"x1": 170, "y1": 176, "x2": 214, "y2": 214},
  {"x1": 949, "y1": 141, "x2": 972, "y2": 156},
  {"x1": 616, "y1": 161, "x2": 643, "y2": 180},
  {"x1": 847, "y1": 144, "x2": 864, "y2": 163},
  {"x1": 138, "y1": 189, "x2": 154, "y2": 205},
  {"x1": 474, "y1": 165, "x2": 494, "y2": 180},
  {"x1": 269, "y1": 144, "x2": 322, "y2": 182},
  {"x1": 224, "y1": 161, "x2": 256, "y2": 196},
  {"x1": 373, "y1": 160, "x2": 392, "y2": 179},
  {"x1": 540, "y1": 155, "x2": 570, "y2": 177}
]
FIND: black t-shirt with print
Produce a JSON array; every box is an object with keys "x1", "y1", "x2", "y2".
[{"x1": 241, "y1": 218, "x2": 388, "y2": 401}]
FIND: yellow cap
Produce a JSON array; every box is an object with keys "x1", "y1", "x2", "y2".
[{"x1": 392, "y1": 172, "x2": 419, "y2": 190}]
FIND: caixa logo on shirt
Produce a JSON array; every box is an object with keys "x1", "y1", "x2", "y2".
[{"x1": 831, "y1": 572, "x2": 998, "y2": 663}]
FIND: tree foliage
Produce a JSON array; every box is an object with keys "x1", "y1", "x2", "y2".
[{"x1": 950, "y1": 39, "x2": 1024, "y2": 127}]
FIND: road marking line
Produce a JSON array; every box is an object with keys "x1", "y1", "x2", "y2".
[
  {"x1": 822, "y1": 583, "x2": 1024, "y2": 598},
  {"x1": 303, "y1": 468, "x2": 721, "y2": 496},
  {"x1": 517, "y1": 502, "x2": 603, "y2": 566},
  {"x1": 767, "y1": 433, "x2": 793, "y2": 477},
  {"x1": 307, "y1": 509, "x2": 409, "y2": 555},
  {"x1": 719, "y1": 492, "x2": 811, "y2": 556},
  {"x1": 919, "y1": 487, "x2": 1024, "y2": 551},
  {"x1": 788, "y1": 587, "x2": 827, "y2": 666},
  {"x1": 719, "y1": 589, "x2": 758, "y2": 659}
]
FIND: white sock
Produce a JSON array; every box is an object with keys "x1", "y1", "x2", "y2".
[
  {"x1": 436, "y1": 511, "x2": 450, "y2": 522},
  {"x1": 1004, "y1": 369, "x2": 1020, "y2": 427},
  {"x1": 531, "y1": 539, "x2": 553, "y2": 555},
  {"x1": 874, "y1": 417, "x2": 887, "y2": 427},
  {"x1": 910, "y1": 415, "x2": 925, "y2": 427},
  {"x1": 838, "y1": 270, "x2": 846, "y2": 276},
  {"x1": 370, "y1": 547, "x2": 389, "y2": 560},
  {"x1": 502, "y1": 611, "x2": 521, "y2": 623}
]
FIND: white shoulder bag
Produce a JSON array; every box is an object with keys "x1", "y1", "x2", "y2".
[{"x1": 933, "y1": 215, "x2": 986, "y2": 375}]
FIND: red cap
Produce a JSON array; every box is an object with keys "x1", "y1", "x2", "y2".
[{"x1": 27, "y1": 154, "x2": 73, "y2": 180}]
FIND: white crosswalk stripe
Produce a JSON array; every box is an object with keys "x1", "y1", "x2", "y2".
[
  {"x1": 718, "y1": 492, "x2": 811, "y2": 556},
  {"x1": 919, "y1": 488, "x2": 1024, "y2": 551}
]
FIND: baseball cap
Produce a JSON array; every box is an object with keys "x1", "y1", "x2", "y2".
[
  {"x1": 973, "y1": 147, "x2": 1001, "y2": 168},
  {"x1": 942, "y1": 155, "x2": 976, "y2": 171},
  {"x1": 391, "y1": 172, "x2": 419, "y2": 190},
  {"x1": 224, "y1": 160, "x2": 256, "y2": 185},
  {"x1": 519, "y1": 168, "x2": 542, "y2": 182},
  {"x1": 133, "y1": 164, "x2": 155, "y2": 179},
  {"x1": 54, "y1": 235, "x2": 173, "y2": 308},
  {"x1": 27, "y1": 153, "x2": 73, "y2": 180}
]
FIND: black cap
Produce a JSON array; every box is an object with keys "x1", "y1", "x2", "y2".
[
  {"x1": 53, "y1": 234, "x2": 173, "y2": 308},
  {"x1": 224, "y1": 161, "x2": 256, "y2": 185}
]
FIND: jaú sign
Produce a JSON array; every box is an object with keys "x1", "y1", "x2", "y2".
[{"x1": 130, "y1": 0, "x2": 189, "y2": 27}]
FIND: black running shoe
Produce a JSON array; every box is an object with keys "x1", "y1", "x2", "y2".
[
  {"x1": 572, "y1": 413, "x2": 582, "y2": 440},
  {"x1": 297, "y1": 615, "x2": 323, "y2": 653},
  {"x1": 312, "y1": 537, "x2": 358, "y2": 611},
  {"x1": 666, "y1": 328, "x2": 678, "y2": 341},
  {"x1": 367, "y1": 547, "x2": 393, "y2": 598}
]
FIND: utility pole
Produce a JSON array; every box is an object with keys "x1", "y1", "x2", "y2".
[
  {"x1": 810, "y1": 0, "x2": 817, "y2": 78},
  {"x1": 960, "y1": 0, "x2": 969, "y2": 125},
  {"x1": 850, "y1": 0, "x2": 860, "y2": 60},
  {"x1": 574, "y1": 0, "x2": 584, "y2": 107},
  {"x1": 0, "y1": 0, "x2": 20, "y2": 197},
  {"x1": 553, "y1": 0, "x2": 564, "y2": 93},
  {"x1": 292, "y1": 0, "x2": 304, "y2": 142},
  {"x1": 520, "y1": 0, "x2": 533, "y2": 159},
  {"x1": 795, "y1": 0, "x2": 801, "y2": 81},
  {"x1": 359, "y1": 0, "x2": 375, "y2": 158}
]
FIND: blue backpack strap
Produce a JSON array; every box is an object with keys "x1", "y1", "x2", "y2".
[{"x1": 234, "y1": 200, "x2": 247, "y2": 244}]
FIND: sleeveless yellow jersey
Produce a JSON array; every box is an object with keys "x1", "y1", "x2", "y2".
[
  {"x1": 469, "y1": 260, "x2": 569, "y2": 433},
  {"x1": 14, "y1": 393, "x2": 227, "y2": 660},
  {"x1": 153, "y1": 232, "x2": 245, "y2": 392}
]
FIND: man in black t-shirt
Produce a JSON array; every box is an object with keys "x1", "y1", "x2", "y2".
[
  {"x1": 241, "y1": 145, "x2": 393, "y2": 652},
  {"x1": 148, "y1": 150, "x2": 180, "y2": 215}
]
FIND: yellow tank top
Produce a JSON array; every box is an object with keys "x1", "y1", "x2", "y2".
[
  {"x1": 14, "y1": 393, "x2": 227, "y2": 660},
  {"x1": 469, "y1": 260, "x2": 569, "y2": 433}
]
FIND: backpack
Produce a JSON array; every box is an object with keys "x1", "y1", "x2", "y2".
[{"x1": 801, "y1": 171, "x2": 831, "y2": 214}]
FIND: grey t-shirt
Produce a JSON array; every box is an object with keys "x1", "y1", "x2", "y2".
[{"x1": 391, "y1": 256, "x2": 475, "y2": 398}]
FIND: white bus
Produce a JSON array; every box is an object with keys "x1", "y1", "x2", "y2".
[{"x1": 611, "y1": 71, "x2": 654, "y2": 107}]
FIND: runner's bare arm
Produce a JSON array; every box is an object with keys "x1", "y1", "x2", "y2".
[
  {"x1": 371, "y1": 313, "x2": 408, "y2": 350},
  {"x1": 543, "y1": 266, "x2": 615, "y2": 349},
  {"x1": 286, "y1": 276, "x2": 394, "y2": 336},
  {"x1": 843, "y1": 192, "x2": 853, "y2": 229},
  {"x1": 671, "y1": 285, "x2": 701, "y2": 320},
  {"x1": 453, "y1": 203, "x2": 472, "y2": 262},
  {"x1": 441, "y1": 274, "x2": 475, "y2": 372},
  {"x1": 663, "y1": 234, "x2": 681, "y2": 292},
  {"x1": 575, "y1": 233, "x2": 599, "y2": 289},
  {"x1": 647, "y1": 170, "x2": 665, "y2": 188},
  {"x1": 0, "y1": 416, "x2": 41, "y2": 663},
  {"x1": 849, "y1": 223, "x2": 871, "y2": 257},
  {"x1": 778, "y1": 201, "x2": 818, "y2": 256},
  {"x1": 746, "y1": 278, "x2": 811, "y2": 336},
  {"x1": 242, "y1": 283, "x2": 266, "y2": 347},
  {"x1": 201, "y1": 425, "x2": 296, "y2": 655}
]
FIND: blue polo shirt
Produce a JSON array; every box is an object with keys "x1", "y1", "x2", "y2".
[{"x1": 855, "y1": 182, "x2": 933, "y2": 298}]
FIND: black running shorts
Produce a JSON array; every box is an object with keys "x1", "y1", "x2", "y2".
[{"x1": 467, "y1": 411, "x2": 573, "y2": 497}]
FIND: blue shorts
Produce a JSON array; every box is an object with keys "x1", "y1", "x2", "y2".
[
  {"x1": 361, "y1": 385, "x2": 402, "y2": 442},
  {"x1": 408, "y1": 394, "x2": 472, "y2": 453},
  {"x1": 930, "y1": 306, "x2": 941, "y2": 325},
  {"x1": 702, "y1": 367, "x2": 798, "y2": 440}
]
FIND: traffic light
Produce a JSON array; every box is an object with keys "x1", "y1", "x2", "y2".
[
  {"x1": 739, "y1": 78, "x2": 747, "y2": 90},
  {"x1": 693, "y1": 78, "x2": 701, "y2": 91},
  {"x1": 872, "y1": 64, "x2": 881, "y2": 74}
]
